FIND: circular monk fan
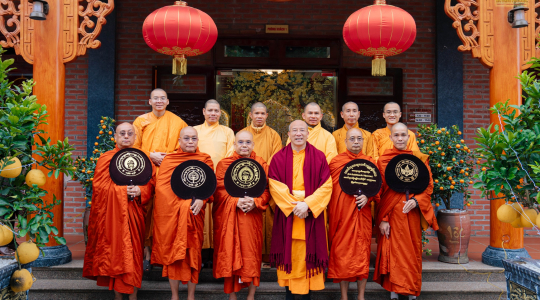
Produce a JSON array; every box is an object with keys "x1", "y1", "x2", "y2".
[
  {"x1": 339, "y1": 159, "x2": 381, "y2": 210},
  {"x1": 385, "y1": 154, "x2": 430, "y2": 195},
  {"x1": 109, "y1": 148, "x2": 153, "y2": 186},
  {"x1": 224, "y1": 158, "x2": 267, "y2": 198},
  {"x1": 170, "y1": 160, "x2": 216, "y2": 202}
]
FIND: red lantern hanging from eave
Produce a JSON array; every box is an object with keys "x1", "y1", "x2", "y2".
[
  {"x1": 142, "y1": 1, "x2": 218, "y2": 75},
  {"x1": 343, "y1": 0, "x2": 416, "y2": 76}
]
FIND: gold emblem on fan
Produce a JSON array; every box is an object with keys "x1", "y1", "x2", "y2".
[
  {"x1": 116, "y1": 151, "x2": 146, "y2": 177},
  {"x1": 395, "y1": 159, "x2": 419, "y2": 182},
  {"x1": 181, "y1": 166, "x2": 206, "y2": 188},
  {"x1": 231, "y1": 160, "x2": 260, "y2": 189}
]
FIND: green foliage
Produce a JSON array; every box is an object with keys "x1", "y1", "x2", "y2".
[
  {"x1": 474, "y1": 63, "x2": 540, "y2": 208},
  {"x1": 73, "y1": 117, "x2": 116, "y2": 206},
  {"x1": 417, "y1": 124, "x2": 479, "y2": 209},
  {"x1": 0, "y1": 48, "x2": 74, "y2": 246}
]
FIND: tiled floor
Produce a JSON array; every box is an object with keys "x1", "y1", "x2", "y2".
[{"x1": 66, "y1": 234, "x2": 540, "y2": 261}]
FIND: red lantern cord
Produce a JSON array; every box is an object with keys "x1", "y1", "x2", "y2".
[
  {"x1": 142, "y1": 1, "x2": 218, "y2": 75},
  {"x1": 343, "y1": 0, "x2": 416, "y2": 76}
]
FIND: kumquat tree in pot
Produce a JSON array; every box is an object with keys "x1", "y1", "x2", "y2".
[
  {"x1": 0, "y1": 49, "x2": 75, "y2": 295},
  {"x1": 417, "y1": 124, "x2": 479, "y2": 263},
  {"x1": 474, "y1": 63, "x2": 540, "y2": 235}
]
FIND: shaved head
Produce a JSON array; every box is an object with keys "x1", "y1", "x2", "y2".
[
  {"x1": 288, "y1": 120, "x2": 308, "y2": 131},
  {"x1": 346, "y1": 128, "x2": 363, "y2": 139},
  {"x1": 345, "y1": 128, "x2": 363, "y2": 154},
  {"x1": 235, "y1": 131, "x2": 254, "y2": 157},
  {"x1": 114, "y1": 122, "x2": 136, "y2": 150},
  {"x1": 250, "y1": 102, "x2": 267, "y2": 113},
  {"x1": 205, "y1": 99, "x2": 220, "y2": 109},
  {"x1": 304, "y1": 102, "x2": 321, "y2": 113},
  {"x1": 390, "y1": 122, "x2": 409, "y2": 150},
  {"x1": 179, "y1": 126, "x2": 199, "y2": 153},
  {"x1": 203, "y1": 99, "x2": 221, "y2": 125},
  {"x1": 341, "y1": 101, "x2": 360, "y2": 127},
  {"x1": 390, "y1": 122, "x2": 408, "y2": 134},
  {"x1": 342, "y1": 101, "x2": 359, "y2": 112},
  {"x1": 384, "y1": 102, "x2": 400, "y2": 111},
  {"x1": 288, "y1": 120, "x2": 309, "y2": 150},
  {"x1": 302, "y1": 102, "x2": 323, "y2": 127},
  {"x1": 150, "y1": 88, "x2": 167, "y2": 99}
]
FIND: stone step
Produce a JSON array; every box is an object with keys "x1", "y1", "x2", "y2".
[
  {"x1": 31, "y1": 260, "x2": 507, "y2": 283},
  {"x1": 28, "y1": 279, "x2": 507, "y2": 300}
]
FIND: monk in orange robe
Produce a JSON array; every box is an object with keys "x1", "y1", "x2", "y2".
[
  {"x1": 151, "y1": 127, "x2": 214, "y2": 300},
  {"x1": 332, "y1": 102, "x2": 375, "y2": 158},
  {"x1": 270, "y1": 120, "x2": 332, "y2": 298},
  {"x1": 374, "y1": 123, "x2": 438, "y2": 300},
  {"x1": 213, "y1": 131, "x2": 270, "y2": 300},
  {"x1": 328, "y1": 128, "x2": 380, "y2": 300},
  {"x1": 288, "y1": 102, "x2": 337, "y2": 164},
  {"x1": 83, "y1": 123, "x2": 156, "y2": 300},
  {"x1": 194, "y1": 99, "x2": 235, "y2": 261},
  {"x1": 240, "y1": 102, "x2": 282, "y2": 267},
  {"x1": 132, "y1": 88, "x2": 187, "y2": 265},
  {"x1": 371, "y1": 102, "x2": 419, "y2": 162}
]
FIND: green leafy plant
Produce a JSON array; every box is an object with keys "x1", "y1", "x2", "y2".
[
  {"x1": 474, "y1": 61, "x2": 540, "y2": 209},
  {"x1": 417, "y1": 124, "x2": 479, "y2": 209},
  {"x1": 73, "y1": 117, "x2": 116, "y2": 207},
  {"x1": 0, "y1": 48, "x2": 75, "y2": 246}
]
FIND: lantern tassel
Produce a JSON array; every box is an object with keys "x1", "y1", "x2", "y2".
[
  {"x1": 372, "y1": 56, "x2": 386, "y2": 77},
  {"x1": 173, "y1": 55, "x2": 187, "y2": 75}
]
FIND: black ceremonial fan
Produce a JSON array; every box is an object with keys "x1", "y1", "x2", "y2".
[
  {"x1": 109, "y1": 148, "x2": 153, "y2": 201},
  {"x1": 170, "y1": 160, "x2": 217, "y2": 205},
  {"x1": 224, "y1": 158, "x2": 267, "y2": 198},
  {"x1": 385, "y1": 154, "x2": 430, "y2": 201},
  {"x1": 338, "y1": 159, "x2": 382, "y2": 211}
]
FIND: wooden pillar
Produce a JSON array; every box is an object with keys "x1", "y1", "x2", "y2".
[
  {"x1": 481, "y1": 3, "x2": 529, "y2": 266},
  {"x1": 32, "y1": 0, "x2": 65, "y2": 246}
]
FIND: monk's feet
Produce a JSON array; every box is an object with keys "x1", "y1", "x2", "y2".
[
  {"x1": 113, "y1": 291, "x2": 123, "y2": 300},
  {"x1": 228, "y1": 292, "x2": 238, "y2": 300}
]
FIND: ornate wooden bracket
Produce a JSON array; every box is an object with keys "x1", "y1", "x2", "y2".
[
  {"x1": 0, "y1": 0, "x2": 114, "y2": 64},
  {"x1": 444, "y1": 0, "x2": 540, "y2": 70}
]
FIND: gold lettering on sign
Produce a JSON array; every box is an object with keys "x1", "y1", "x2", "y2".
[
  {"x1": 265, "y1": 25, "x2": 289, "y2": 34},
  {"x1": 342, "y1": 162, "x2": 377, "y2": 186}
]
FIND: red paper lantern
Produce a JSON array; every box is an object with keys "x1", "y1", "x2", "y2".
[
  {"x1": 343, "y1": 0, "x2": 416, "y2": 76},
  {"x1": 143, "y1": 1, "x2": 218, "y2": 75}
]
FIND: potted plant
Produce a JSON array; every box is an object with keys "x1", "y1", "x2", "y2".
[
  {"x1": 73, "y1": 116, "x2": 116, "y2": 244},
  {"x1": 0, "y1": 49, "x2": 74, "y2": 297},
  {"x1": 417, "y1": 124, "x2": 478, "y2": 263}
]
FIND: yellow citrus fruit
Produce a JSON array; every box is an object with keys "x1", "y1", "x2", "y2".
[
  {"x1": 102, "y1": 125, "x2": 106, "y2": 129},
  {"x1": 458, "y1": 131, "x2": 462, "y2": 135},
  {"x1": 441, "y1": 128, "x2": 446, "y2": 132},
  {"x1": 421, "y1": 140, "x2": 425, "y2": 144},
  {"x1": 25, "y1": 169, "x2": 46, "y2": 187},
  {"x1": 469, "y1": 181, "x2": 473, "y2": 184},
  {"x1": 447, "y1": 167, "x2": 452, "y2": 171},
  {"x1": 448, "y1": 176, "x2": 453, "y2": 180},
  {"x1": 520, "y1": 209, "x2": 538, "y2": 228},
  {"x1": 441, "y1": 152, "x2": 446, "y2": 156},
  {"x1": 10, "y1": 269, "x2": 34, "y2": 292},
  {"x1": 460, "y1": 139, "x2": 465, "y2": 143},
  {"x1": 452, "y1": 158, "x2": 456, "y2": 162},
  {"x1": 108, "y1": 131, "x2": 113, "y2": 135},
  {"x1": 99, "y1": 131, "x2": 103, "y2": 134},
  {"x1": 460, "y1": 170, "x2": 465, "y2": 174},
  {"x1": 16, "y1": 241, "x2": 40, "y2": 264},
  {"x1": 94, "y1": 142, "x2": 98, "y2": 146},
  {"x1": 437, "y1": 163, "x2": 441, "y2": 167},
  {"x1": 440, "y1": 187, "x2": 444, "y2": 190},
  {"x1": 511, "y1": 202, "x2": 524, "y2": 214},
  {"x1": 435, "y1": 203, "x2": 439, "y2": 207},
  {"x1": 100, "y1": 120, "x2": 104, "y2": 123},
  {"x1": 511, "y1": 217, "x2": 523, "y2": 228},
  {"x1": 0, "y1": 225, "x2": 13, "y2": 246},
  {"x1": 450, "y1": 185, "x2": 455, "y2": 189},
  {"x1": 456, "y1": 144, "x2": 461, "y2": 148},
  {"x1": 536, "y1": 214, "x2": 540, "y2": 229},
  {"x1": 466, "y1": 203, "x2": 471, "y2": 207},
  {"x1": 429, "y1": 151, "x2": 433, "y2": 154},
  {"x1": 0, "y1": 157, "x2": 22, "y2": 178},
  {"x1": 482, "y1": 167, "x2": 487, "y2": 172},
  {"x1": 497, "y1": 204, "x2": 519, "y2": 223},
  {"x1": 460, "y1": 179, "x2": 464, "y2": 183},
  {"x1": 435, "y1": 141, "x2": 440, "y2": 145},
  {"x1": 451, "y1": 181, "x2": 456, "y2": 185},
  {"x1": 438, "y1": 147, "x2": 442, "y2": 151},
  {"x1": 434, "y1": 179, "x2": 439, "y2": 183},
  {"x1": 110, "y1": 138, "x2": 115, "y2": 141},
  {"x1": 460, "y1": 160, "x2": 464, "y2": 163},
  {"x1": 437, "y1": 130, "x2": 442, "y2": 134}
]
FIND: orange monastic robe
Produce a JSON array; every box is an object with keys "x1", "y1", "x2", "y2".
[
  {"x1": 133, "y1": 111, "x2": 188, "y2": 246},
  {"x1": 332, "y1": 123, "x2": 375, "y2": 158},
  {"x1": 213, "y1": 151, "x2": 270, "y2": 293},
  {"x1": 287, "y1": 123, "x2": 338, "y2": 164},
  {"x1": 241, "y1": 123, "x2": 282, "y2": 257},
  {"x1": 373, "y1": 147, "x2": 439, "y2": 297},
  {"x1": 151, "y1": 148, "x2": 214, "y2": 284},
  {"x1": 327, "y1": 150, "x2": 380, "y2": 282},
  {"x1": 270, "y1": 149, "x2": 332, "y2": 295},
  {"x1": 371, "y1": 127, "x2": 419, "y2": 162},
  {"x1": 83, "y1": 147, "x2": 156, "y2": 294},
  {"x1": 194, "y1": 121, "x2": 235, "y2": 249}
]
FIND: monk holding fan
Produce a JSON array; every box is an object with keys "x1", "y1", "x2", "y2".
[
  {"x1": 213, "y1": 131, "x2": 270, "y2": 300},
  {"x1": 328, "y1": 128, "x2": 381, "y2": 300},
  {"x1": 83, "y1": 123, "x2": 156, "y2": 300},
  {"x1": 374, "y1": 123, "x2": 438, "y2": 300},
  {"x1": 152, "y1": 127, "x2": 215, "y2": 300}
]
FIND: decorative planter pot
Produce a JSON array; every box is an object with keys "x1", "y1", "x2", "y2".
[
  {"x1": 502, "y1": 258, "x2": 540, "y2": 299},
  {"x1": 83, "y1": 206, "x2": 91, "y2": 245},
  {"x1": 436, "y1": 209, "x2": 471, "y2": 264},
  {"x1": 0, "y1": 259, "x2": 29, "y2": 300}
]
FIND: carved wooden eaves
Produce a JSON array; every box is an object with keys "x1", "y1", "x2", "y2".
[
  {"x1": 444, "y1": 0, "x2": 540, "y2": 70},
  {"x1": 0, "y1": 0, "x2": 114, "y2": 64}
]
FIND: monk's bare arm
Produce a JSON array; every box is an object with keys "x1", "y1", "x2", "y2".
[
  {"x1": 303, "y1": 177, "x2": 332, "y2": 218},
  {"x1": 269, "y1": 179, "x2": 297, "y2": 216}
]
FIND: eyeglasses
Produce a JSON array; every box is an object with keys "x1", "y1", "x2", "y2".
[
  {"x1": 348, "y1": 137, "x2": 364, "y2": 142},
  {"x1": 182, "y1": 137, "x2": 198, "y2": 142},
  {"x1": 118, "y1": 131, "x2": 134, "y2": 137},
  {"x1": 152, "y1": 97, "x2": 167, "y2": 102},
  {"x1": 385, "y1": 110, "x2": 400, "y2": 115},
  {"x1": 237, "y1": 141, "x2": 252, "y2": 145}
]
